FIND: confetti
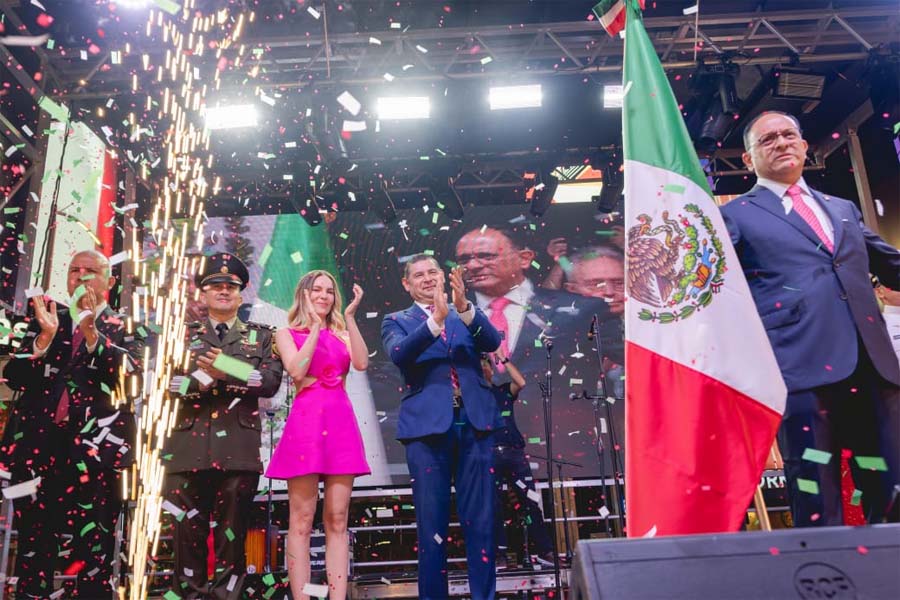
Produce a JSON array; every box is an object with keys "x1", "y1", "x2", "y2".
[
  {"x1": 797, "y1": 478, "x2": 820, "y2": 494},
  {"x1": 855, "y1": 456, "x2": 888, "y2": 471},
  {"x1": 801, "y1": 448, "x2": 832, "y2": 465}
]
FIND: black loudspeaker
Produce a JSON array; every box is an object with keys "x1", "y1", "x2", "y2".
[{"x1": 571, "y1": 524, "x2": 900, "y2": 599}]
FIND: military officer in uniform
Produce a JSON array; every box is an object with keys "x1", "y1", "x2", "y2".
[{"x1": 164, "y1": 253, "x2": 283, "y2": 600}]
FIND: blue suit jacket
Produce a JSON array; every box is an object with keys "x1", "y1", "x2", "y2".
[
  {"x1": 721, "y1": 185, "x2": 900, "y2": 393},
  {"x1": 381, "y1": 304, "x2": 502, "y2": 440}
]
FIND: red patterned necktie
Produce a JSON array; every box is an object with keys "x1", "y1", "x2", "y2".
[
  {"x1": 55, "y1": 326, "x2": 85, "y2": 424},
  {"x1": 426, "y1": 306, "x2": 460, "y2": 394},
  {"x1": 787, "y1": 184, "x2": 833, "y2": 253},
  {"x1": 488, "y1": 297, "x2": 512, "y2": 373}
]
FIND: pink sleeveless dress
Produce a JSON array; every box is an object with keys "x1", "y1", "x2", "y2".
[{"x1": 265, "y1": 328, "x2": 371, "y2": 479}]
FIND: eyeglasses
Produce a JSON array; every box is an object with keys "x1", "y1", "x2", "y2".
[
  {"x1": 753, "y1": 128, "x2": 802, "y2": 149},
  {"x1": 456, "y1": 252, "x2": 502, "y2": 265},
  {"x1": 567, "y1": 278, "x2": 625, "y2": 293}
]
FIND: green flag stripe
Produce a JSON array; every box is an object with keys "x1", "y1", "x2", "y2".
[
  {"x1": 257, "y1": 214, "x2": 339, "y2": 310},
  {"x1": 623, "y1": 6, "x2": 711, "y2": 197}
]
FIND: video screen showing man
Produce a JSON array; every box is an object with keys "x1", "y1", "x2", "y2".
[{"x1": 454, "y1": 226, "x2": 623, "y2": 476}]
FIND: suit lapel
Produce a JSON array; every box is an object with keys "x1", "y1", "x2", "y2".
[
  {"x1": 810, "y1": 188, "x2": 843, "y2": 253},
  {"x1": 747, "y1": 185, "x2": 832, "y2": 253},
  {"x1": 223, "y1": 320, "x2": 247, "y2": 346},
  {"x1": 199, "y1": 321, "x2": 221, "y2": 348}
]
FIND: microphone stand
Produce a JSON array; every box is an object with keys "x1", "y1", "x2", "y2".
[
  {"x1": 537, "y1": 336, "x2": 563, "y2": 599},
  {"x1": 588, "y1": 314, "x2": 626, "y2": 536}
]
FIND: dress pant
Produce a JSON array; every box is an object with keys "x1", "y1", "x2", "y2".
[
  {"x1": 12, "y1": 437, "x2": 122, "y2": 599},
  {"x1": 493, "y1": 445, "x2": 552, "y2": 558},
  {"x1": 165, "y1": 470, "x2": 259, "y2": 600},
  {"x1": 405, "y1": 406, "x2": 496, "y2": 600},
  {"x1": 779, "y1": 341, "x2": 900, "y2": 526}
]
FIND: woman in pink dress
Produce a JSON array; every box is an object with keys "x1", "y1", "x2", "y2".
[{"x1": 265, "y1": 270, "x2": 370, "y2": 599}]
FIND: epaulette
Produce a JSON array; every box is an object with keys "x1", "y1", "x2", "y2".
[
  {"x1": 246, "y1": 321, "x2": 277, "y2": 331},
  {"x1": 187, "y1": 321, "x2": 204, "y2": 328}
]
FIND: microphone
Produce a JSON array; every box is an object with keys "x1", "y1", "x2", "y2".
[
  {"x1": 587, "y1": 314, "x2": 598, "y2": 341},
  {"x1": 539, "y1": 332, "x2": 554, "y2": 350}
]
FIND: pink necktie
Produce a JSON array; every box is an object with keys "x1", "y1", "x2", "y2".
[
  {"x1": 55, "y1": 327, "x2": 85, "y2": 424},
  {"x1": 488, "y1": 297, "x2": 512, "y2": 373},
  {"x1": 426, "y1": 306, "x2": 460, "y2": 393},
  {"x1": 787, "y1": 184, "x2": 833, "y2": 253}
]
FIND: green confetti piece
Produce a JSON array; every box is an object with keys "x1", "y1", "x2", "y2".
[
  {"x1": 500, "y1": 410, "x2": 511, "y2": 417},
  {"x1": 290, "y1": 251, "x2": 303, "y2": 264},
  {"x1": 262, "y1": 573, "x2": 276, "y2": 586},
  {"x1": 100, "y1": 382, "x2": 112, "y2": 395},
  {"x1": 216, "y1": 430, "x2": 227, "y2": 438},
  {"x1": 258, "y1": 244, "x2": 273, "y2": 267},
  {"x1": 850, "y1": 489, "x2": 863, "y2": 506},
  {"x1": 530, "y1": 260, "x2": 541, "y2": 269},
  {"x1": 402, "y1": 503, "x2": 414, "y2": 510},
  {"x1": 432, "y1": 212, "x2": 439, "y2": 224},
  {"x1": 14, "y1": 432, "x2": 23, "y2": 440},
  {"x1": 339, "y1": 232, "x2": 349, "y2": 239},
  {"x1": 423, "y1": 249, "x2": 434, "y2": 256},
  {"x1": 152, "y1": 0, "x2": 181, "y2": 15},
  {"x1": 797, "y1": 478, "x2": 820, "y2": 495},
  {"x1": 164, "y1": 591, "x2": 182, "y2": 600},
  {"x1": 225, "y1": 527, "x2": 235, "y2": 541},
  {"x1": 527, "y1": 437, "x2": 542, "y2": 444},
  {"x1": 78, "y1": 503, "x2": 94, "y2": 510},
  {"x1": 69, "y1": 285, "x2": 87, "y2": 321},
  {"x1": 3, "y1": 207, "x2": 21, "y2": 214},
  {"x1": 558, "y1": 256, "x2": 573, "y2": 274},
  {"x1": 418, "y1": 228, "x2": 430, "y2": 236},
  {"x1": 38, "y1": 95, "x2": 69, "y2": 122},
  {"x1": 663, "y1": 183, "x2": 686, "y2": 194},
  {"x1": 80, "y1": 522, "x2": 97, "y2": 536},
  {"x1": 855, "y1": 456, "x2": 888, "y2": 471},
  {"x1": 76, "y1": 461, "x2": 87, "y2": 473},
  {"x1": 534, "y1": 338, "x2": 542, "y2": 348},
  {"x1": 80, "y1": 417, "x2": 96, "y2": 434},
  {"x1": 248, "y1": 329, "x2": 257, "y2": 344},
  {"x1": 46, "y1": 38, "x2": 55, "y2": 50},
  {"x1": 801, "y1": 448, "x2": 832, "y2": 465},
  {"x1": 211, "y1": 353, "x2": 254, "y2": 382},
  {"x1": 137, "y1": 326, "x2": 148, "y2": 338},
  {"x1": 178, "y1": 377, "x2": 191, "y2": 395}
]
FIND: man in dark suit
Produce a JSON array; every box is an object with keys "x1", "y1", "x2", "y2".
[
  {"x1": 381, "y1": 254, "x2": 501, "y2": 600},
  {"x1": 1, "y1": 249, "x2": 144, "y2": 598},
  {"x1": 454, "y1": 227, "x2": 622, "y2": 478},
  {"x1": 164, "y1": 253, "x2": 283, "y2": 600},
  {"x1": 721, "y1": 110, "x2": 900, "y2": 526}
]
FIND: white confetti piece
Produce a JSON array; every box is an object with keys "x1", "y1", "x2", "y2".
[
  {"x1": 227, "y1": 398, "x2": 242, "y2": 410},
  {"x1": 226, "y1": 575, "x2": 238, "y2": 592},
  {"x1": 369, "y1": 37, "x2": 382, "y2": 45},
  {"x1": 874, "y1": 198, "x2": 884, "y2": 216},
  {"x1": 599, "y1": 505, "x2": 611, "y2": 518},
  {"x1": 25, "y1": 286, "x2": 44, "y2": 299},
  {"x1": 337, "y1": 91, "x2": 362, "y2": 116},
  {"x1": 302, "y1": 583, "x2": 328, "y2": 598},
  {"x1": 433, "y1": 533, "x2": 443, "y2": 544},
  {"x1": 259, "y1": 93, "x2": 276, "y2": 107},
  {"x1": 515, "y1": 480, "x2": 527, "y2": 490},
  {"x1": 683, "y1": 4, "x2": 698, "y2": 15},
  {"x1": 415, "y1": 44, "x2": 428, "y2": 53},
  {"x1": 0, "y1": 33, "x2": 49, "y2": 47},
  {"x1": 380, "y1": 577, "x2": 392, "y2": 585},
  {"x1": 376, "y1": 508, "x2": 394, "y2": 518},
  {"x1": 642, "y1": 525, "x2": 658, "y2": 538},
  {"x1": 366, "y1": 312, "x2": 379, "y2": 319},
  {"x1": 526, "y1": 489, "x2": 541, "y2": 503},
  {"x1": 4, "y1": 145, "x2": 18, "y2": 158},
  {"x1": 342, "y1": 120, "x2": 367, "y2": 132},
  {"x1": 191, "y1": 369, "x2": 214, "y2": 387},
  {"x1": 108, "y1": 251, "x2": 129, "y2": 266},
  {"x1": 307, "y1": 6, "x2": 321, "y2": 19},
  {"x1": 383, "y1": 72, "x2": 395, "y2": 82},
  {"x1": 161, "y1": 500, "x2": 184, "y2": 518},
  {"x1": 3, "y1": 477, "x2": 41, "y2": 500}
]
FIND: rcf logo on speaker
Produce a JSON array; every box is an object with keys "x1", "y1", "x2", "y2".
[{"x1": 794, "y1": 563, "x2": 856, "y2": 599}]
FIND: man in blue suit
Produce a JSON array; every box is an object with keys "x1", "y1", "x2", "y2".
[
  {"x1": 382, "y1": 254, "x2": 502, "y2": 599},
  {"x1": 721, "y1": 111, "x2": 900, "y2": 526}
]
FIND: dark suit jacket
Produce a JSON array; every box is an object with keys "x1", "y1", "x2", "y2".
[
  {"x1": 1, "y1": 305, "x2": 145, "y2": 473},
  {"x1": 164, "y1": 319, "x2": 283, "y2": 473},
  {"x1": 721, "y1": 185, "x2": 900, "y2": 393},
  {"x1": 381, "y1": 305, "x2": 501, "y2": 440}
]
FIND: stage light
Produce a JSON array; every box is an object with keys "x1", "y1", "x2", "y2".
[
  {"x1": 117, "y1": 0, "x2": 150, "y2": 7},
  {"x1": 489, "y1": 84, "x2": 542, "y2": 110},
  {"x1": 528, "y1": 168, "x2": 559, "y2": 217},
  {"x1": 203, "y1": 104, "x2": 258, "y2": 130},
  {"x1": 603, "y1": 85, "x2": 624, "y2": 109},
  {"x1": 376, "y1": 96, "x2": 430, "y2": 120},
  {"x1": 431, "y1": 175, "x2": 464, "y2": 219},
  {"x1": 772, "y1": 66, "x2": 825, "y2": 100},
  {"x1": 290, "y1": 185, "x2": 323, "y2": 227}
]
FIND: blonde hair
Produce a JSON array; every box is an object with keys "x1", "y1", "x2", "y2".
[{"x1": 287, "y1": 270, "x2": 346, "y2": 332}]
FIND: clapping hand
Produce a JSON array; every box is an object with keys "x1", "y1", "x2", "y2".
[
  {"x1": 33, "y1": 296, "x2": 59, "y2": 336},
  {"x1": 449, "y1": 266, "x2": 469, "y2": 312},
  {"x1": 344, "y1": 284, "x2": 364, "y2": 319},
  {"x1": 432, "y1": 276, "x2": 449, "y2": 326},
  {"x1": 197, "y1": 348, "x2": 227, "y2": 380},
  {"x1": 304, "y1": 289, "x2": 323, "y2": 326}
]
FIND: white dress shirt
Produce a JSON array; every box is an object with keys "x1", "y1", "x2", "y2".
[
  {"x1": 415, "y1": 301, "x2": 475, "y2": 338},
  {"x1": 209, "y1": 315, "x2": 239, "y2": 333},
  {"x1": 474, "y1": 278, "x2": 535, "y2": 355},
  {"x1": 756, "y1": 176, "x2": 834, "y2": 244},
  {"x1": 883, "y1": 305, "x2": 900, "y2": 366}
]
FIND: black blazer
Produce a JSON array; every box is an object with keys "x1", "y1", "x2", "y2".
[{"x1": 1, "y1": 305, "x2": 145, "y2": 474}]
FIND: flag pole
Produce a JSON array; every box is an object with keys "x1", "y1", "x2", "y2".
[{"x1": 753, "y1": 487, "x2": 772, "y2": 531}]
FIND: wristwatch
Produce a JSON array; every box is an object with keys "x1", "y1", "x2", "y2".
[{"x1": 499, "y1": 357, "x2": 510, "y2": 364}]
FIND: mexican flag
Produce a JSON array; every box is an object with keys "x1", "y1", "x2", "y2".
[{"x1": 617, "y1": 1, "x2": 786, "y2": 535}]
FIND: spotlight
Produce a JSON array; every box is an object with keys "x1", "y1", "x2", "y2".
[
  {"x1": 603, "y1": 84, "x2": 624, "y2": 109},
  {"x1": 771, "y1": 66, "x2": 826, "y2": 100},
  {"x1": 290, "y1": 185, "x2": 323, "y2": 227},
  {"x1": 596, "y1": 164, "x2": 624, "y2": 213},
  {"x1": 528, "y1": 168, "x2": 559, "y2": 217},
  {"x1": 376, "y1": 96, "x2": 431, "y2": 120},
  {"x1": 431, "y1": 174, "x2": 464, "y2": 220},
  {"x1": 489, "y1": 84, "x2": 542, "y2": 110},
  {"x1": 204, "y1": 104, "x2": 258, "y2": 130}
]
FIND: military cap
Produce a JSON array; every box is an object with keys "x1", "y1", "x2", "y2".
[{"x1": 197, "y1": 252, "x2": 250, "y2": 290}]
